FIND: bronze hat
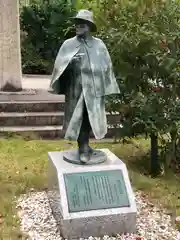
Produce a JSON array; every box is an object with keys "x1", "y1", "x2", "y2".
[{"x1": 73, "y1": 9, "x2": 97, "y2": 32}]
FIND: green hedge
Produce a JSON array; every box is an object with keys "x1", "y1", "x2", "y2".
[{"x1": 20, "y1": 1, "x2": 75, "y2": 74}]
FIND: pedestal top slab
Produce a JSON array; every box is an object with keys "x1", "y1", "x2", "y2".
[{"x1": 48, "y1": 148, "x2": 125, "y2": 174}]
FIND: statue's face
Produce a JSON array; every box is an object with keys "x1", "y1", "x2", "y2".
[{"x1": 75, "y1": 20, "x2": 90, "y2": 37}]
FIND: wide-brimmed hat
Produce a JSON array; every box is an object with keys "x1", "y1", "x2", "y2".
[{"x1": 73, "y1": 9, "x2": 97, "y2": 32}]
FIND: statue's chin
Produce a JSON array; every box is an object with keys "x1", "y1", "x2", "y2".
[{"x1": 76, "y1": 32, "x2": 85, "y2": 37}]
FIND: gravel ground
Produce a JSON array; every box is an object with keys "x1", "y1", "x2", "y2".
[{"x1": 16, "y1": 191, "x2": 180, "y2": 240}]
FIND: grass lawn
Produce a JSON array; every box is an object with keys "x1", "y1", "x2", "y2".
[{"x1": 0, "y1": 137, "x2": 179, "y2": 239}]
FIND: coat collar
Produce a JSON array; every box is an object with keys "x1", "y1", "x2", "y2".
[{"x1": 74, "y1": 35, "x2": 94, "y2": 48}]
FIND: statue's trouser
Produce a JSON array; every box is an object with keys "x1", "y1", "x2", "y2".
[{"x1": 77, "y1": 101, "x2": 91, "y2": 153}]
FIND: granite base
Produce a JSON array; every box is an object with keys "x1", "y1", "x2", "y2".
[{"x1": 47, "y1": 149, "x2": 137, "y2": 239}]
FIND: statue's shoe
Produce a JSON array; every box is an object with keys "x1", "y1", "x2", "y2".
[
  {"x1": 79, "y1": 152, "x2": 90, "y2": 163},
  {"x1": 79, "y1": 144, "x2": 93, "y2": 163},
  {"x1": 79, "y1": 144, "x2": 93, "y2": 153},
  {"x1": 88, "y1": 146, "x2": 93, "y2": 154}
]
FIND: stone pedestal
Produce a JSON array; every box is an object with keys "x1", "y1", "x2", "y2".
[
  {"x1": 47, "y1": 149, "x2": 137, "y2": 239},
  {"x1": 0, "y1": 0, "x2": 22, "y2": 91}
]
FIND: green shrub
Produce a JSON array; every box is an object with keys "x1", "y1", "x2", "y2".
[
  {"x1": 20, "y1": 0, "x2": 180, "y2": 174},
  {"x1": 20, "y1": 1, "x2": 75, "y2": 74},
  {"x1": 83, "y1": 0, "x2": 180, "y2": 175}
]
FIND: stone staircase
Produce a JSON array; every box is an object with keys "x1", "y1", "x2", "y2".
[
  {"x1": 0, "y1": 100, "x2": 64, "y2": 138},
  {"x1": 0, "y1": 91, "x2": 120, "y2": 139}
]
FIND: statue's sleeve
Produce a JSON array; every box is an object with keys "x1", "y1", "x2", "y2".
[
  {"x1": 50, "y1": 38, "x2": 79, "y2": 94},
  {"x1": 99, "y1": 39, "x2": 120, "y2": 95},
  {"x1": 100, "y1": 40, "x2": 114, "y2": 69},
  {"x1": 52, "y1": 42, "x2": 67, "y2": 75},
  {"x1": 50, "y1": 41, "x2": 70, "y2": 94}
]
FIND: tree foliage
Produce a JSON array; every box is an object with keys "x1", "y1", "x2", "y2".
[
  {"x1": 86, "y1": 0, "x2": 180, "y2": 175},
  {"x1": 20, "y1": 0, "x2": 75, "y2": 74},
  {"x1": 20, "y1": 0, "x2": 180, "y2": 175}
]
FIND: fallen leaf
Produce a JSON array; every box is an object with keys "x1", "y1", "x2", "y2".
[
  {"x1": 0, "y1": 218, "x2": 4, "y2": 224},
  {"x1": 136, "y1": 237, "x2": 144, "y2": 240},
  {"x1": 175, "y1": 216, "x2": 180, "y2": 224}
]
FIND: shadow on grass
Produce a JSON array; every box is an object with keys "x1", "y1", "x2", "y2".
[
  {"x1": 111, "y1": 140, "x2": 152, "y2": 176},
  {"x1": 126, "y1": 152, "x2": 152, "y2": 176}
]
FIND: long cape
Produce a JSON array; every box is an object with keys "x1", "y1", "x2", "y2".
[{"x1": 50, "y1": 36, "x2": 120, "y2": 97}]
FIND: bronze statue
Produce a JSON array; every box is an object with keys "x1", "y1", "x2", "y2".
[{"x1": 50, "y1": 10, "x2": 120, "y2": 164}]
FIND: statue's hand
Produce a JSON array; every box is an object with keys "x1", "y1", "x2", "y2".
[{"x1": 72, "y1": 53, "x2": 85, "y2": 63}]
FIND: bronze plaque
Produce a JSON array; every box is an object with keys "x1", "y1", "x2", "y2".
[{"x1": 64, "y1": 170, "x2": 130, "y2": 212}]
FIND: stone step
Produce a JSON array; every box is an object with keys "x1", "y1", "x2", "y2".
[
  {"x1": 0, "y1": 125, "x2": 117, "y2": 139},
  {"x1": 0, "y1": 125, "x2": 64, "y2": 139},
  {"x1": 0, "y1": 111, "x2": 120, "y2": 127},
  {"x1": 0, "y1": 101, "x2": 64, "y2": 112},
  {"x1": 0, "y1": 89, "x2": 65, "y2": 102},
  {"x1": 0, "y1": 112, "x2": 64, "y2": 126}
]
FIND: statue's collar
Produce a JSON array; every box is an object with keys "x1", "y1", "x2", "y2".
[{"x1": 75, "y1": 35, "x2": 93, "y2": 48}]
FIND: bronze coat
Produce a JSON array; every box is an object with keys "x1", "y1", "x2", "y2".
[{"x1": 50, "y1": 36, "x2": 120, "y2": 140}]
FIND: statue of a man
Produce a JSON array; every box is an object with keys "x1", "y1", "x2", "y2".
[{"x1": 50, "y1": 10, "x2": 120, "y2": 163}]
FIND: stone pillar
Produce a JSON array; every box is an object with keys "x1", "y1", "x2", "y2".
[{"x1": 0, "y1": 0, "x2": 22, "y2": 91}]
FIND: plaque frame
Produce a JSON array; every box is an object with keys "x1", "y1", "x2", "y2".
[{"x1": 64, "y1": 170, "x2": 130, "y2": 213}]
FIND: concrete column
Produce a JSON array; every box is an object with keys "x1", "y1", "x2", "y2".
[{"x1": 0, "y1": 0, "x2": 22, "y2": 91}]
